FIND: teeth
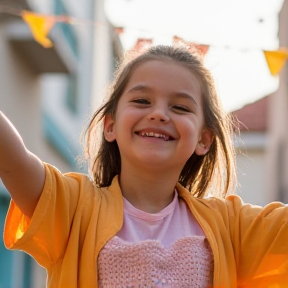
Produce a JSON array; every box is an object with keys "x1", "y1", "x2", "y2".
[{"x1": 140, "y1": 132, "x2": 167, "y2": 139}]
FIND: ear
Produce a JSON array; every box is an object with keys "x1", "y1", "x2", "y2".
[
  {"x1": 195, "y1": 129, "x2": 213, "y2": 156},
  {"x1": 103, "y1": 114, "x2": 116, "y2": 142}
]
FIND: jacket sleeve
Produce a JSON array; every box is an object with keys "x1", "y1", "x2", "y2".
[
  {"x1": 4, "y1": 163, "x2": 92, "y2": 269},
  {"x1": 225, "y1": 195, "x2": 288, "y2": 288}
]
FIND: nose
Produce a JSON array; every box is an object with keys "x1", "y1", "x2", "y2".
[{"x1": 147, "y1": 106, "x2": 170, "y2": 122}]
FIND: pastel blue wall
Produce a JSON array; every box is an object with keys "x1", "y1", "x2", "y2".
[
  {"x1": 0, "y1": 190, "x2": 33, "y2": 288},
  {"x1": 0, "y1": 196, "x2": 13, "y2": 288}
]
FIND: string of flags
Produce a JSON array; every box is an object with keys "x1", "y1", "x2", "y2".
[{"x1": 0, "y1": 5, "x2": 288, "y2": 76}]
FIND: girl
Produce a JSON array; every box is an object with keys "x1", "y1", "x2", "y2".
[{"x1": 2, "y1": 45, "x2": 288, "y2": 288}]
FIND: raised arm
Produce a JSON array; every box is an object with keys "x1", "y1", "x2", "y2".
[{"x1": 0, "y1": 111, "x2": 45, "y2": 218}]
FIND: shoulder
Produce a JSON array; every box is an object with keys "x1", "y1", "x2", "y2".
[
  {"x1": 42, "y1": 162, "x2": 102, "y2": 215},
  {"x1": 44, "y1": 162, "x2": 92, "y2": 184},
  {"x1": 43, "y1": 162, "x2": 123, "y2": 205},
  {"x1": 197, "y1": 194, "x2": 245, "y2": 213},
  {"x1": 200, "y1": 194, "x2": 287, "y2": 215},
  {"x1": 43, "y1": 162, "x2": 95, "y2": 194},
  {"x1": 194, "y1": 195, "x2": 288, "y2": 236},
  {"x1": 177, "y1": 182, "x2": 287, "y2": 220},
  {"x1": 177, "y1": 182, "x2": 243, "y2": 213}
]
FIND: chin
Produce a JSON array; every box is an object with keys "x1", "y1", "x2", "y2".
[{"x1": 135, "y1": 154, "x2": 181, "y2": 170}]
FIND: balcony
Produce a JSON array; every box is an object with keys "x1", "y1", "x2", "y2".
[
  {"x1": 4, "y1": 0, "x2": 78, "y2": 74},
  {"x1": 0, "y1": 0, "x2": 30, "y2": 20}
]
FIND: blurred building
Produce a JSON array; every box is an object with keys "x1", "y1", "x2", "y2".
[
  {"x1": 0, "y1": 0, "x2": 121, "y2": 287},
  {"x1": 266, "y1": 0, "x2": 288, "y2": 203},
  {"x1": 234, "y1": 0, "x2": 288, "y2": 206},
  {"x1": 233, "y1": 96, "x2": 271, "y2": 206}
]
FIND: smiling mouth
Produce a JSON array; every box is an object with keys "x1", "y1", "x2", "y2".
[{"x1": 136, "y1": 131, "x2": 173, "y2": 141}]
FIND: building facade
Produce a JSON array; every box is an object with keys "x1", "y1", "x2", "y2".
[
  {"x1": 233, "y1": 0, "x2": 288, "y2": 206},
  {"x1": 266, "y1": 0, "x2": 288, "y2": 204},
  {"x1": 233, "y1": 96, "x2": 271, "y2": 206}
]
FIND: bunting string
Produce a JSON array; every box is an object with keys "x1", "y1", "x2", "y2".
[{"x1": 0, "y1": 5, "x2": 287, "y2": 76}]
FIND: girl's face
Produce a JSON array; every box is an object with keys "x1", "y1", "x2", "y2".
[{"x1": 104, "y1": 60, "x2": 212, "y2": 174}]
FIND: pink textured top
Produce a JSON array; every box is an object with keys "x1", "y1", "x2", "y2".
[{"x1": 98, "y1": 192, "x2": 214, "y2": 287}]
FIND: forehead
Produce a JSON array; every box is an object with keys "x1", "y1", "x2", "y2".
[{"x1": 123, "y1": 59, "x2": 202, "y2": 99}]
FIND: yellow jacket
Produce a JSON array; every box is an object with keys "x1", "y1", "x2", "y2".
[{"x1": 4, "y1": 163, "x2": 288, "y2": 287}]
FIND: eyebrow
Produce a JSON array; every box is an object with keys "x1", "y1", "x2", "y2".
[{"x1": 127, "y1": 84, "x2": 199, "y2": 107}]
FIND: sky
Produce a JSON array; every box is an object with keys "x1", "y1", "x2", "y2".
[{"x1": 105, "y1": 0, "x2": 284, "y2": 112}]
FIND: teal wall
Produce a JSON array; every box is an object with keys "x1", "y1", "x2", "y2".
[
  {"x1": 0, "y1": 196, "x2": 13, "y2": 288},
  {"x1": 0, "y1": 191, "x2": 33, "y2": 288}
]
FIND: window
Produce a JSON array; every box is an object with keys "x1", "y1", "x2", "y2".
[
  {"x1": 54, "y1": 0, "x2": 79, "y2": 59},
  {"x1": 66, "y1": 73, "x2": 78, "y2": 113}
]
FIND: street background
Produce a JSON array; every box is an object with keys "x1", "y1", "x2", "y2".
[{"x1": 0, "y1": 0, "x2": 288, "y2": 287}]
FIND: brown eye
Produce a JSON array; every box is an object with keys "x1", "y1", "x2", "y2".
[
  {"x1": 173, "y1": 105, "x2": 191, "y2": 113},
  {"x1": 132, "y1": 98, "x2": 150, "y2": 105}
]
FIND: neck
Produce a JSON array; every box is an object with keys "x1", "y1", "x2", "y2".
[{"x1": 119, "y1": 163, "x2": 180, "y2": 213}]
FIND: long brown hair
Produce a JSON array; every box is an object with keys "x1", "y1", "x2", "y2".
[{"x1": 83, "y1": 45, "x2": 237, "y2": 197}]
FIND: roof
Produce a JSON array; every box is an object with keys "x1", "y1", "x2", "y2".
[{"x1": 232, "y1": 95, "x2": 269, "y2": 132}]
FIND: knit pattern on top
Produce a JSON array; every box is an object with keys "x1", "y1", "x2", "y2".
[{"x1": 98, "y1": 236, "x2": 213, "y2": 288}]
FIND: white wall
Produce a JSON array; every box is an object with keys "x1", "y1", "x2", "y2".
[
  {"x1": 235, "y1": 132, "x2": 270, "y2": 206},
  {"x1": 236, "y1": 150, "x2": 269, "y2": 206}
]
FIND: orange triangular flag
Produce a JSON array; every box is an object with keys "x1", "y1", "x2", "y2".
[
  {"x1": 22, "y1": 11, "x2": 56, "y2": 48},
  {"x1": 264, "y1": 48, "x2": 288, "y2": 76}
]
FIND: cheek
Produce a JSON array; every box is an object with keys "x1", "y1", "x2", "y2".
[
  {"x1": 177, "y1": 119, "x2": 203, "y2": 152},
  {"x1": 178, "y1": 117, "x2": 198, "y2": 136},
  {"x1": 119, "y1": 109, "x2": 144, "y2": 125},
  {"x1": 114, "y1": 110, "x2": 141, "y2": 137}
]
